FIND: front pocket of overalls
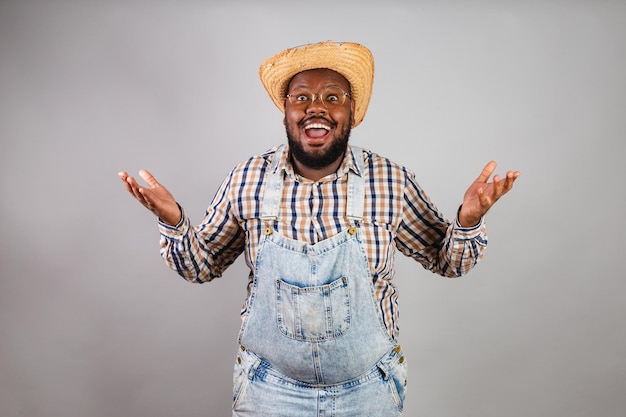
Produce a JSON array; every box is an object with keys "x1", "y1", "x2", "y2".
[{"x1": 275, "y1": 276, "x2": 351, "y2": 342}]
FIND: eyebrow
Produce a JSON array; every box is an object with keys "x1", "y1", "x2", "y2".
[{"x1": 288, "y1": 83, "x2": 346, "y2": 91}]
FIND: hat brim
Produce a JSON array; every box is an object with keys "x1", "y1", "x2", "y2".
[{"x1": 259, "y1": 41, "x2": 374, "y2": 128}]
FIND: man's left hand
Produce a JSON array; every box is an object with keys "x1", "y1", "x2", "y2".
[{"x1": 458, "y1": 161, "x2": 520, "y2": 227}]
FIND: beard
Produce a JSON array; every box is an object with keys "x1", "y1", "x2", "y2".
[{"x1": 286, "y1": 122, "x2": 351, "y2": 170}]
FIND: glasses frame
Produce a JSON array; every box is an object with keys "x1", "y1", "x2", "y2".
[{"x1": 286, "y1": 87, "x2": 351, "y2": 108}]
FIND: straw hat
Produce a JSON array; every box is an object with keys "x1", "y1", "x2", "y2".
[{"x1": 259, "y1": 41, "x2": 374, "y2": 127}]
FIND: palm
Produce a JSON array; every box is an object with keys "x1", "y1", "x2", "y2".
[
  {"x1": 458, "y1": 161, "x2": 520, "y2": 227},
  {"x1": 118, "y1": 169, "x2": 181, "y2": 226}
]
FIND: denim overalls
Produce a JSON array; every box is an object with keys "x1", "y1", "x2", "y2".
[{"x1": 233, "y1": 145, "x2": 407, "y2": 416}]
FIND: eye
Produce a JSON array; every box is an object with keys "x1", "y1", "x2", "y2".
[
  {"x1": 288, "y1": 90, "x2": 311, "y2": 104},
  {"x1": 322, "y1": 87, "x2": 347, "y2": 105}
]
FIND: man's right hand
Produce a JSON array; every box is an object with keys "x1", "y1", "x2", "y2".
[{"x1": 118, "y1": 170, "x2": 182, "y2": 226}]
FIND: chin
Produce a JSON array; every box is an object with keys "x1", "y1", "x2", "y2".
[{"x1": 287, "y1": 131, "x2": 351, "y2": 170}]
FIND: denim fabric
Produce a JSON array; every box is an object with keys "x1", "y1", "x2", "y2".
[
  {"x1": 233, "y1": 344, "x2": 407, "y2": 417},
  {"x1": 233, "y1": 145, "x2": 407, "y2": 415}
]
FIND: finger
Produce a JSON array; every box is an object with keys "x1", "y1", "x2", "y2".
[
  {"x1": 492, "y1": 174, "x2": 505, "y2": 198},
  {"x1": 477, "y1": 186, "x2": 491, "y2": 208},
  {"x1": 475, "y1": 161, "x2": 497, "y2": 183},
  {"x1": 499, "y1": 171, "x2": 520, "y2": 195},
  {"x1": 509, "y1": 170, "x2": 521, "y2": 182},
  {"x1": 118, "y1": 171, "x2": 133, "y2": 189},
  {"x1": 126, "y1": 175, "x2": 149, "y2": 204},
  {"x1": 118, "y1": 172, "x2": 132, "y2": 191},
  {"x1": 502, "y1": 171, "x2": 516, "y2": 192},
  {"x1": 121, "y1": 174, "x2": 141, "y2": 197},
  {"x1": 139, "y1": 169, "x2": 160, "y2": 189}
]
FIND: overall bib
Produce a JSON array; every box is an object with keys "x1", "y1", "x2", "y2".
[{"x1": 233, "y1": 146, "x2": 408, "y2": 416}]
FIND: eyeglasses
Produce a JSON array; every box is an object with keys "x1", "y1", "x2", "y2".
[{"x1": 286, "y1": 87, "x2": 351, "y2": 108}]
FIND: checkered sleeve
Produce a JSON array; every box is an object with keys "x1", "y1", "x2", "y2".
[
  {"x1": 157, "y1": 169, "x2": 246, "y2": 283},
  {"x1": 395, "y1": 169, "x2": 487, "y2": 277}
]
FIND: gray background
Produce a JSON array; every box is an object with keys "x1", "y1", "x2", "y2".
[{"x1": 1, "y1": 0, "x2": 624, "y2": 416}]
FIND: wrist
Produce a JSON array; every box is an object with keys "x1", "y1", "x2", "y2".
[
  {"x1": 159, "y1": 203, "x2": 183, "y2": 227},
  {"x1": 457, "y1": 205, "x2": 480, "y2": 228}
]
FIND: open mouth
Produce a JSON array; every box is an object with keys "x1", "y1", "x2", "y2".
[{"x1": 303, "y1": 122, "x2": 332, "y2": 142}]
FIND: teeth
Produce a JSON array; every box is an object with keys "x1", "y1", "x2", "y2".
[{"x1": 305, "y1": 123, "x2": 330, "y2": 130}]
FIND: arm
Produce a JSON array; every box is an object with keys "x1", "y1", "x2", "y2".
[
  {"x1": 396, "y1": 162, "x2": 519, "y2": 277},
  {"x1": 118, "y1": 169, "x2": 245, "y2": 283},
  {"x1": 395, "y1": 172, "x2": 485, "y2": 277}
]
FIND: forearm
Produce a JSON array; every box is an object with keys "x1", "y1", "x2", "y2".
[
  {"x1": 158, "y1": 208, "x2": 243, "y2": 283},
  {"x1": 397, "y1": 208, "x2": 487, "y2": 278},
  {"x1": 432, "y1": 217, "x2": 487, "y2": 277}
]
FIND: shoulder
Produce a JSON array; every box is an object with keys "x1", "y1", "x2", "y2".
[
  {"x1": 225, "y1": 145, "x2": 286, "y2": 189},
  {"x1": 354, "y1": 146, "x2": 413, "y2": 180},
  {"x1": 219, "y1": 146, "x2": 282, "y2": 205},
  {"x1": 230, "y1": 146, "x2": 279, "y2": 173}
]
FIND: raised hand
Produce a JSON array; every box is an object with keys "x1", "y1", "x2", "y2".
[
  {"x1": 458, "y1": 161, "x2": 520, "y2": 227},
  {"x1": 118, "y1": 170, "x2": 182, "y2": 226}
]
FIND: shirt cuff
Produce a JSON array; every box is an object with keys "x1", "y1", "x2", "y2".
[
  {"x1": 157, "y1": 204, "x2": 189, "y2": 238},
  {"x1": 453, "y1": 204, "x2": 484, "y2": 238},
  {"x1": 454, "y1": 215, "x2": 483, "y2": 231}
]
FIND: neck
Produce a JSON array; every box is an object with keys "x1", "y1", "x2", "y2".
[{"x1": 291, "y1": 153, "x2": 344, "y2": 181}]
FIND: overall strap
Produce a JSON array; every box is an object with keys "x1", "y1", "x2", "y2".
[
  {"x1": 260, "y1": 144, "x2": 285, "y2": 221},
  {"x1": 346, "y1": 145, "x2": 365, "y2": 223},
  {"x1": 260, "y1": 144, "x2": 365, "y2": 224}
]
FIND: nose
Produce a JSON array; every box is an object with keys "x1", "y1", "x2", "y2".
[{"x1": 306, "y1": 94, "x2": 327, "y2": 114}]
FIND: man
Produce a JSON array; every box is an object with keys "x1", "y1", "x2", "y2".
[{"x1": 119, "y1": 41, "x2": 519, "y2": 416}]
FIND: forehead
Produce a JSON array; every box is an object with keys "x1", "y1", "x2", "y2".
[{"x1": 288, "y1": 68, "x2": 351, "y2": 91}]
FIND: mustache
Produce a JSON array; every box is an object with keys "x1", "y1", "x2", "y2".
[{"x1": 298, "y1": 116, "x2": 336, "y2": 128}]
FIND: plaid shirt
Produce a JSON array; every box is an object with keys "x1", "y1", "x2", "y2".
[{"x1": 159, "y1": 145, "x2": 487, "y2": 340}]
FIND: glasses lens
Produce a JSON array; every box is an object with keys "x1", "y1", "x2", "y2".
[
  {"x1": 321, "y1": 87, "x2": 347, "y2": 106},
  {"x1": 288, "y1": 90, "x2": 312, "y2": 105},
  {"x1": 287, "y1": 87, "x2": 348, "y2": 107}
]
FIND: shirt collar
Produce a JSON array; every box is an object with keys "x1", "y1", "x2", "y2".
[{"x1": 276, "y1": 144, "x2": 362, "y2": 181}]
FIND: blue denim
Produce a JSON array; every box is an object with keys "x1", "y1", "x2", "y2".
[
  {"x1": 233, "y1": 344, "x2": 407, "y2": 416},
  {"x1": 233, "y1": 145, "x2": 408, "y2": 415}
]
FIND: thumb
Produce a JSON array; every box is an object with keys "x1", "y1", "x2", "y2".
[
  {"x1": 475, "y1": 161, "x2": 497, "y2": 183},
  {"x1": 138, "y1": 169, "x2": 160, "y2": 189}
]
